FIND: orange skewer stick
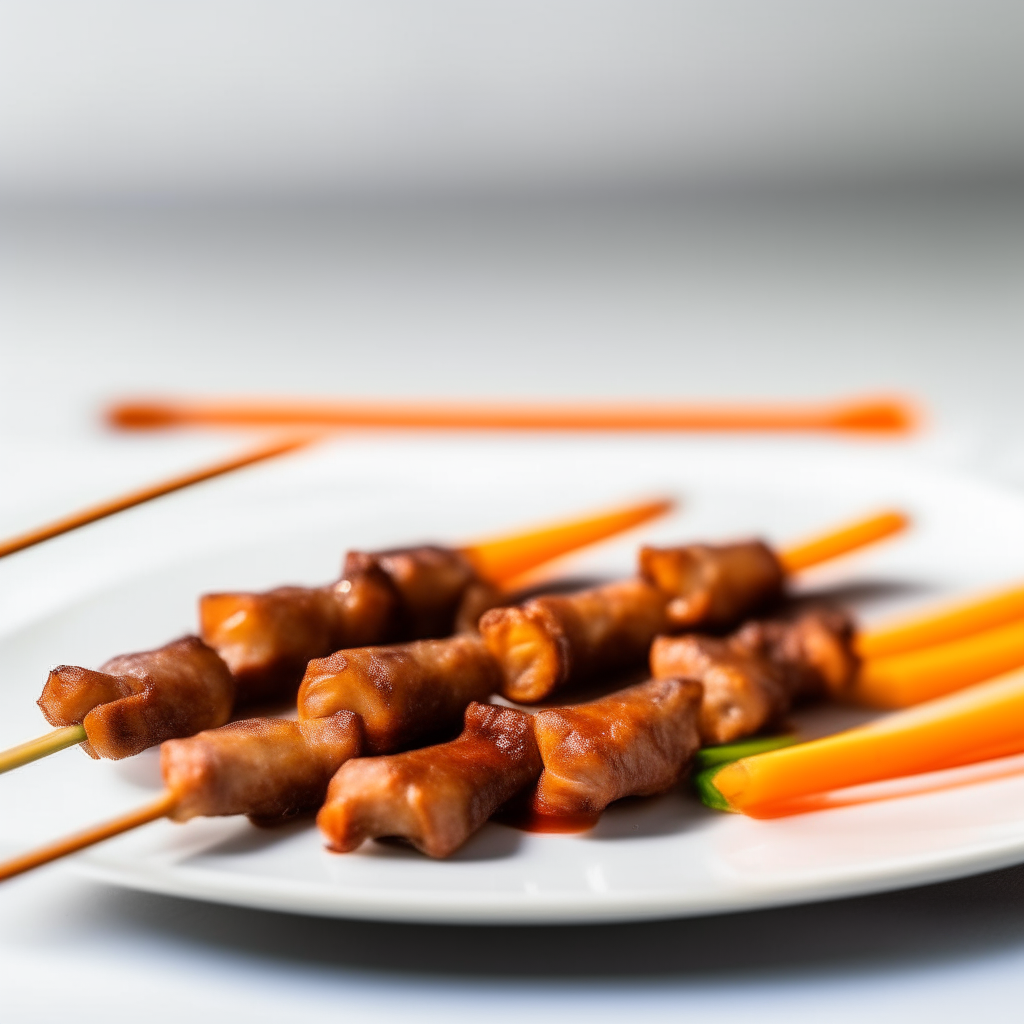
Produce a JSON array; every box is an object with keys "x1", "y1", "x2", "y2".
[
  {"x1": 701, "y1": 666, "x2": 1024, "y2": 818},
  {"x1": 852, "y1": 620, "x2": 1024, "y2": 709},
  {"x1": 777, "y1": 510, "x2": 909, "y2": 574},
  {"x1": 0, "y1": 791, "x2": 176, "y2": 883},
  {"x1": 857, "y1": 583, "x2": 1024, "y2": 660},
  {"x1": 461, "y1": 498, "x2": 674, "y2": 587},
  {"x1": 0, "y1": 434, "x2": 316, "y2": 561},
  {"x1": 106, "y1": 395, "x2": 917, "y2": 436}
]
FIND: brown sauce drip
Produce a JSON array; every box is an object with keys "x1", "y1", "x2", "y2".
[{"x1": 493, "y1": 799, "x2": 600, "y2": 834}]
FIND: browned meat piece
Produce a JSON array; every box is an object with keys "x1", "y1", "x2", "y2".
[
  {"x1": 344, "y1": 545, "x2": 482, "y2": 639},
  {"x1": 199, "y1": 566, "x2": 398, "y2": 706},
  {"x1": 478, "y1": 579, "x2": 668, "y2": 703},
  {"x1": 650, "y1": 633, "x2": 786, "y2": 744},
  {"x1": 638, "y1": 540, "x2": 784, "y2": 631},
  {"x1": 650, "y1": 608, "x2": 859, "y2": 744},
  {"x1": 38, "y1": 636, "x2": 235, "y2": 760},
  {"x1": 297, "y1": 635, "x2": 500, "y2": 754},
  {"x1": 531, "y1": 677, "x2": 702, "y2": 821},
  {"x1": 200, "y1": 545, "x2": 497, "y2": 706},
  {"x1": 731, "y1": 607, "x2": 859, "y2": 700},
  {"x1": 317, "y1": 702, "x2": 541, "y2": 858},
  {"x1": 162, "y1": 713, "x2": 362, "y2": 824}
]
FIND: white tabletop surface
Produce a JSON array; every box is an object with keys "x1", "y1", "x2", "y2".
[{"x1": 1, "y1": 190, "x2": 1023, "y2": 1022}]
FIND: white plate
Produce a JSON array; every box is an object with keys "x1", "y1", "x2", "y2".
[{"x1": 3, "y1": 436, "x2": 1024, "y2": 924}]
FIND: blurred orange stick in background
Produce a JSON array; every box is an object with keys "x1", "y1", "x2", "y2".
[
  {"x1": 857, "y1": 583, "x2": 1024, "y2": 660},
  {"x1": 107, "y1": 395, "x2": 917, "y2": 435}
]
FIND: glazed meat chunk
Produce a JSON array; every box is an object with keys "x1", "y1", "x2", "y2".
[
  {"x1": 638, "y1": 540, "x2": 784, "y2": 631},
  {"x1": 531, "y1": 677, "x2": 702, "y2": 821},
  {"x1": 650, "y1": 633, "x2": 787, "y2": 745},
  {"x1": 298, "y1": 635, "x2": 500, "y2": 753},
  {"x1": 731, "y1": 607, "x2": 859, "y2": 700},
  {"x1": 344, "y1": 545, "x2": 501, "y2": 639},
  {"x1": 479, "y1": 579, "x2": 668, "y2": 703},
  {"x1": 317, "y1": 703, "x2": 541, "y2": 858},
  {"x1": 38, "y1": 636, "x2": 235, "y2": 759},
  {"x1": 650, "y1": 608, "x2": 859, "y2": 744},
  {"x1": 162, "y1": 713, "x2": 362, "y2": 824},
  {"x1": 200, "y1": 545, "x2": 500, "y2": 706}
]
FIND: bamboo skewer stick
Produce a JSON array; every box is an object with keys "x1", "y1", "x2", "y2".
[
  {"x1": 0, "y1": 791, "x2": 177, "y2": 883},
  {"x1": 106, "y1": 395, "x2": 917, "y2": 435},
  {"x1": 0, "y1": 434, "x2": 316, "y2": 561},
  {"x1": 0, "y1": 725, "x2": 86, "y2": 776}
]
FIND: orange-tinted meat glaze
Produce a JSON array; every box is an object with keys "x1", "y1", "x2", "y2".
[
  {"x1": 343, "y1": 545, "x2": 497, "y2": 639},
  {"x1": 317, "y1": 702, "x2": 541, "y2": 858},
  {"x1": 650, "y1": 633, "x2": 786, "y2": 745},
  {"x1": 731, "y1": 607, "x2": 859, "y2": 700},
  {"x1": 297, "y1": 635, "x2": 500, "y2": 754},
  {"x1": 200, "y1": 546, "x2": 499, "y2": 706},
  {"x1": 162, "y1": 713, "x2": 362, "y2": 823},
  {"x1": 199, "y1": 568, "x2": 398, "y2": 706},
  {"x1": 478, "y1": 579, "x2": 668, "y2": 703},
  {"x1": 638, "y1": 540, "x2": 784, "y2": 631},
  {"x1": 650, "y1": 607, "x2": 858, "y2": 744},
  {"x1": 531, "y1": 677, "x2": 702, "y2": 819},
  {"x1": 38, "y1": 636, "x2": 235, "y2": 760}
]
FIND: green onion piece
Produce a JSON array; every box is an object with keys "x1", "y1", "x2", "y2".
[{"x1": 693, "y1": 764, "x2": 736, "y2": 812}]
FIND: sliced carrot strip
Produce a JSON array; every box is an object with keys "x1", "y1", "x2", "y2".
[
  {"x1": 852, "y1": 619, "x2": 1024, "y2": 708},
  {"x1": 857, "y1": 584, "x2": 1024, "y2": 660},
  {"x1": 711, "y1": 667, "x2": 1024, "y2": 816},
  {"x1": 777, "y1": 510, "x2": 909, "y2": 575},
  {"x1": 460, "y1": 498, "x2": 673, "y2": 587}
]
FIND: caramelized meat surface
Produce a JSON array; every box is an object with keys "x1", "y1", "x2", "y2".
[
  {"x1": 343, "y1": 545, "x2": 494, "y2": 639},
  {"x1": 531, "y1": 677, "x2": 702, "y2": 819},
  {"x1": 162, "y1": 713, "x2": 362, "y2": 823},
  {"x1": 38, "y1": 636, "x2": 235, "y2": 760},
  {"x1": 731, "y1": 607, "x2": 859, "y2": 700},
  {"x1": 201, "y1": 545, "x2": 498, "y2": 706},
  {"x1": 317, "y1": 702, "x2": 541, "y2": 858},
  {"x1": 199, "y1": 567, "x2": 399, "y2": 706},
  {"x1": 297, "y1": 635, "x2": 500, "y2": 754},
  {"x1": 479, "y1": 579, "x2": 668, "y2": 703},
  {"x1": 650, "y1": 607, "x2": 858, "y2": 744},
  {"x1": 650, "y1": 633, "x2": 786, "y2": 745},
  {"x1": 639, "y1": 540, "x2": 784, "y2": 631}
]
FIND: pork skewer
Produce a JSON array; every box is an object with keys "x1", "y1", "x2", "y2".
[
  {"x1": 0, "y1": 713, "x2": 364, "y2": 882},
  {"x1": 0, "y1": 629, "x2": 521, "y2": 880},
  {"x1": 0, "y1": 602, "x2": 956, "y2": 876},
  {"x1": 2, "y1": 498, "x2": 671, "y2": 775},
  {"x1": 481, "y1": 510, "x2": 905, "y2": 703}
]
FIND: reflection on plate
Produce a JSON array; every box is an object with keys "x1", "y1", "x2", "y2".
[{"x1": 3, "y1": 438, "x2": 1024, "y2": 923}]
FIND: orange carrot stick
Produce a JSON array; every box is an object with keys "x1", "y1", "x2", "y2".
[
  {"x1": 705, "y1": 667, "x2": 1024, "y2": 817},
  {"x1": 0, "y1": 434, "x2": 316, "y2": 560},
  {"x1": 857, "y1": 584, "x2": 1024, "y2": 660},
  {"x1": 461, "y1": 498, "x2": 674, "y2": 586},
  {"x1": 777, "y1": 510, "x2": 909, "y2": 575},
  {"x1": 106, "y1": 395, "x2": 917, "y2": 435},
  {"x1": 851, "y1": 620, "x2": 1024, "y2": 708},
  {"x1": 0, "y1": 791, "x2": 176, "y2": 882}
]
